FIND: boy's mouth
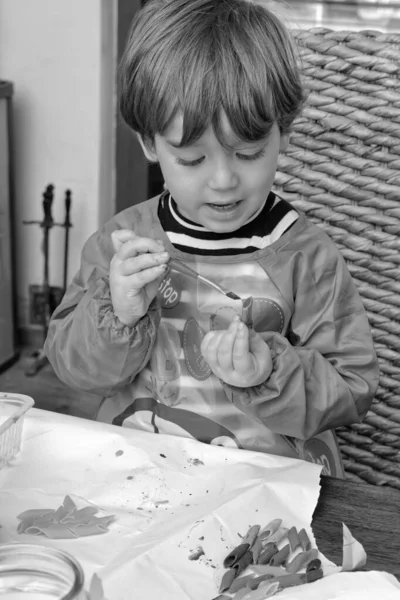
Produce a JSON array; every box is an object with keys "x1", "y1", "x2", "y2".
[{"x1": 206, "y1": 200, "x2": 243, "y2": 212}]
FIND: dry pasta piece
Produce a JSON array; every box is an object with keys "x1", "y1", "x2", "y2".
[
  {"x1": 17, "y1": 509, "x2": 54, "y2": 520},
  {"x1": 52, "y1": 506, "x2": 69, "y2": 523},
  {"x1": 62, "y1": 506, "x2": 98, "y2": 522},
  {"x1": 17, "y1": 496, "x2": 115, "y2": 540},
  {"x1": 63, "y1": 495, "x2": 77, "y2": 513},
  {"x1": 242, "y1": 525, "x2": 260, "y2": 548},
  {"x1": 90, "y1": 515, "x2": 115, "y2": 528},
  {"x1": 269, "y1": 544, "x2": 290, "y2": 567},
  {"x1": 18, "y1": 517, "x2": 40, "y2": 534},
  {"x1": 61, "y1": 507, "x2": 99, "y2": 525},
  {"x1": 259, "y1": 519, "x2": 282, "y2": 542},
  {"x1": 223, "y1": 543, "x2": 250, "y2": 568},
  {"x1": 298, "y1": 528, "x2": 311, "y2": 551},
  {"x1": 251, "y1": 538, "x2": 263, "y2": 564},
  {"x1": 306, "y1": 558, "x2": 322, "y2": 573},
  {"x1": 28, "y1": 524, "x2": 78, "y2": 539},
  {"x1": 287, "y1": 526, "x2": 301, "y2": 553},
  {"x1": 219, "y1": 569, "x2": 236, "y2": 593},
  {"x1": 69, "y1": 524, "x2": 109, "y2": 537},
  {"x1": 258, "y1": 543, "x2": 278, "y2": 565}
]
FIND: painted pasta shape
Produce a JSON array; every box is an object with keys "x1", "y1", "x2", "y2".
[
  {"x1": 219, "y1": 569, "x2": 236, "y2": 593},
  {"x1": 287, "y1": 526, "x2": 301, "y2": 553},
  {"x1": 269, "y1": 544, "x2": 290, "y2": 567},
  {"x1": 286, "y1": 549, "x2": 319, "y2": 575},
  {"x1": 306, "y1": 558, "x2": 322, "y2": 573},
  {"x1": 259, "y1": 519, "x2": 282, "y2": 542},
  {"x1": 298, "y1": 528, "x2": 312, "y2": 551},
  {"x1": 242, "y1": 525, "x2": 261, "y2": 548},
  {"x1": 223, "y1": 543, "x2": 250, "y2": 568},
  {"x1": 266, "y1": 526, "x2": 288, "y2": 546},
  {"x1": 251, "y1": 538, "x2": 263, "y2": 564},
  {"x1": 232, "y1": 589, "x2": 251, "y2": 600},
  {"x1": 251, "y1": 565, "x2": 287, "y2": 577},
  {"x1": 242, "y1": 581, "x2": 280, "y2": 600},
  {"x1": 245, "y1": 574, "x2": 274, "y2": 590},
  {"x1": 267, "y1": 568, "x2": 323, "y2": 590},
  {"x1": 304, "y1": 567, "x2": 324, "y2": 583},
  {"x1": 229, "y1": 575, "x2": 254, "y2": 594},
  {"x1": 258, "y1": 543, "x2": 278, "y2": 565},
  {"x1": 233, "y1": 550, "x2": 253, "y2": 575}
]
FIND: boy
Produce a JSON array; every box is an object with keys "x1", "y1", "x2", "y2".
[{"x1": 45, "y1": 0, "x2": 379, "y2": 461}]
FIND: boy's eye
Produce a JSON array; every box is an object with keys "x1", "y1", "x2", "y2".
[
  {"x1": 175, "y1": 148, "x2": 266, "y2": 167},
  {"x1": 237, "y1": 149, "x2": 266, "y2": 161},
  {"x1": 175, "y1": 157, "x2": 205, "y2": 167}
]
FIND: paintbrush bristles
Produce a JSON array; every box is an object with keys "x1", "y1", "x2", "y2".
[{"x1": 226, "y1": 291, "x2": 241, "y2": 301}]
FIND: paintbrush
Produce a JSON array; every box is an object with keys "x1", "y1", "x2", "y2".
[
  {"x1": 168, "y1": 258, "x2": 241, "y2": 301},
  {"x1": 168, "y1": 259, "x2": 254, "y2": 328}
]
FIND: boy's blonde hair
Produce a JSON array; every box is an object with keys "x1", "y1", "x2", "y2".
[{"x1": 119, "y1": 0, "x2": 304, "y2": 148}]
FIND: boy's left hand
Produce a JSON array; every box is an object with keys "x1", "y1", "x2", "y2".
[{"x1": 200, "y1": 316, "x2": 273, "y2": 388}]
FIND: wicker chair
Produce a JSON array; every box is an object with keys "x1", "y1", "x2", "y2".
[{"x1": 274, "y1": 28, "x2": 400, "y2": 489}]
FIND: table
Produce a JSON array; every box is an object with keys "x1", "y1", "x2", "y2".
[
  {"x1": 313, "y1": 475, "x2": 400, "y2": 580},
  {"x1": 1, "y1": 408, "x2": 400, "y2": 597}
]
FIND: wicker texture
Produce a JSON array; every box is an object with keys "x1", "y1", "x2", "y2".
[{"x1": 274, "y1": 28, "x2": 400, "y2": 488}]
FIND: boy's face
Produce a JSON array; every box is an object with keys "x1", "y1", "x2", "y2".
[{"x1": 142, "y1": 113, "x2": 289, "y2": 233}]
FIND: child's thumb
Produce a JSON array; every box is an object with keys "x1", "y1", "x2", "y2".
[{"x1": 111, "y1": 229, "x2": 136, "y2": 253}]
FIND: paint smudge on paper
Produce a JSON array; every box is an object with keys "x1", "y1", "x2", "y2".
[
  {"x1": 189, "y1": 545, "x2": 205, "y2": 560},
  {"x1": 188, "y1": 458, "x2": 204, "y2": 466}
]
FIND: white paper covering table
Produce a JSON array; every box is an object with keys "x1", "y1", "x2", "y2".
[{"x1": 0, "y1": 408, "x2": 325, "y2": 599}]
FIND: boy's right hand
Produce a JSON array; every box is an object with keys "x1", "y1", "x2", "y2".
[{"x1": 110, "y1": 229, "x2": 170, "y2": 327}]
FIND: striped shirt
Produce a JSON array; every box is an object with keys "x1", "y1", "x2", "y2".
[{"x1": 157, "y1": 191, "x2": 299, "y2": 256}]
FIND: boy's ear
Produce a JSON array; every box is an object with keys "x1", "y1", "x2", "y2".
[
  {"x1": 279, "y1": 132, "x2": 290, "y2": 153},
  {"x1": 136, "y1": 134, "x2": 158, "y2": 162}
]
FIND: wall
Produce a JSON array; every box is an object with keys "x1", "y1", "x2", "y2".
[{"x1": 0, "y1": 0, "x2": 117, "y2": 331}]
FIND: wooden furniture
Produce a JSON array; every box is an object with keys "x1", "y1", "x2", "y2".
[
  {"x1": 275, "y1": 29, "x2": 400, "y2": 489},
  {"x1": 313, "y1": 475, "x2": 400, "y2": 579},
  {"x1": 0, "y1": 81, "x2": 18, "y2": 372}
]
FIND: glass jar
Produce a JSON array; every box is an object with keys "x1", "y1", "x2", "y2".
[{"x1": 0, "y1": 544, "x2": 87, "y2": 599}]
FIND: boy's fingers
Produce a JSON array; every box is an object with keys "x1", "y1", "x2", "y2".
[
  {"x1": 216, "y1": 319, "x2": 240, "y2": 371},
  {"x1": 232, "y1": 323, "x2": 251, "y2": 372},
  {"x1": 111, "y1": 229, "x2": 136, "y2": 253},
  {"x1": 120, "y1": 252, "x2": 169, "y2": 276},
  {"x1": 201, "y1": 331, "x2": 223, "y2": 366},
  {"x1": 117, "y1": 237, "x2": 166, "y2": 260},
  {"x1": 127, "y1": 264, "x2": 168, "y2": 288}
]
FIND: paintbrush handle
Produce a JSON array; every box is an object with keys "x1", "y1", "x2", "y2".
[{"x1": 169, "y1": 259, "x2": 200, "y2": 280}]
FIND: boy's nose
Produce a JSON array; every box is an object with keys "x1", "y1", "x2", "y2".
[{"x1": 208, "y1": 156, "x2": 239, "y2": 191}]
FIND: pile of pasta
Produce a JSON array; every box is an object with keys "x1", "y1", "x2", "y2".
[{"x1": 214, "y1": 520, "x2": 322, "y2": 599}]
